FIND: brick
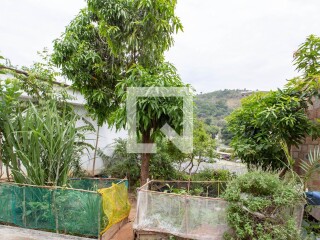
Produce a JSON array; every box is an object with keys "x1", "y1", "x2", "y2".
[
  {"x1": 313, "y1": 98, "x2": 320, "y2": 109},
  {"x1": 310, "y1": 111, "x2": 317, "y2": 119},
  {"x1": 291, "y1": 146, "x2": 299, "y2": 151},
  {"x1": 306, "y1": 137, "x2": 313, "y2": 144},
  {"x1": 292, "y1": 151, "x2": 299, "y2": 158},
  {"x1": 308, "y1": 145, "x2": 315, "y2": 152}
]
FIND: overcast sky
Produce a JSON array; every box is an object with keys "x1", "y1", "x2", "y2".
[{"x1": 1, "y1": 0, "x2": 320, "y2": 93}]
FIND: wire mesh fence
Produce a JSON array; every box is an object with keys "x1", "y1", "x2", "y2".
[
  {"x1": 0, "y1": 178, "x2": 130, "y2": 238},
  {"x1": 134, "y1": 180, "x2": 230, "y2": 240},
  {"x1": 148, "y1": 180, "x2": 228, "y2": 198},
  {"x1": 68, "y1": 178, "x2": 129, "y2": 191}
]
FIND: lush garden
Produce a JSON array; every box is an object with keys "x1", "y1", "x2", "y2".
[{"x1": 1, "y1": 0, "x2": 320, "y2": 239}]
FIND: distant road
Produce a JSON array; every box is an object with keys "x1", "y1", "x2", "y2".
[{"x1": 179, "y1": 159, "x2": 247, "y2": 175}]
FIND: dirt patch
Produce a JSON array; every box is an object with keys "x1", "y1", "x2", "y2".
[{"x1": 110, "y1": 193, "x2": 137, "y2": 240}]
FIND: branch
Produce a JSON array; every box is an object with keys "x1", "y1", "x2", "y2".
[{"x1": 0, "y1": 65, "x2": 70, "y2": 87}]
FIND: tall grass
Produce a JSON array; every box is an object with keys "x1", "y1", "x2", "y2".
[{"x1": 4, "y1": 100, "x2": 80, "y2": 186}]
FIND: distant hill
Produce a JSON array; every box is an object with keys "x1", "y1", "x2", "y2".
[{"x1": 194, "y1": 89, "x2": 249, "y2": 123}]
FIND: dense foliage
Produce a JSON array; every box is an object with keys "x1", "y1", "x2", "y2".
[
  {"x1": 223, "y1": 171, "x2": 304, "y2": 240},
  {"x1": 175, "y1": 120, "x2": 216, "y2": 174},
  {"x1": 0, "y1": 55, "x2": 93, "y2": 185},
  {"x1": 99, "y1": 138, "x2": 180, "y2": 187},
  {"x1": 52, "y1": 0, "x2": 183, "y2": 126},
  {"x1": 52, "y1": 0, "x2": 188, "y2": 184},
  {"x1": 5, "y1": 101, "x2": 85, "y2": 186},
  {"x1": 195, "y1": 89, "x2": 244, "y2": 120},
  {"x1": 227, "y1": 35, "x2": 320, "y2": 170},
  {"x1": 227, "y1": 88, "x2": 316, "y2": 170},
  {"x1": 195, "y1": 89, "x2": 246, "y2": 145}
]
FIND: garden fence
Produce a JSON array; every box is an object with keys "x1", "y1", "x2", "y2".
[
  {"x1": 134, "y1": 180, "x2": 229, "y2": 240},
  {"x1": 0, "y1": 178, "x2": 130, "y2": 238}
]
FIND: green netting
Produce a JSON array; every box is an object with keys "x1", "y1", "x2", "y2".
[
  {"x1": 0, "y1": 179, "x2": 129, "y2": 237},
  {"x1": 68, "y1": 178, "x2": 128, "y2": 191},
  {"x1": 0, "y1": 183, "x2": 101, "y2": 237}
]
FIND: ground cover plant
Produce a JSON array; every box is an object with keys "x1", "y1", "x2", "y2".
[{"x1": 223, "y1": 171, "x2": 304, "y2": 240}]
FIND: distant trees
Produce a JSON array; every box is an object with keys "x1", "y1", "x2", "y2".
[
  {"x1": 175, "y1": 120, "x2": 216, "y2": 174},
  {"x1": 195, "y1": 89, "x2": 243, "y2": 144},
  {"x1": 220, "y1": 125, "x2": 233, "y2": 145}
]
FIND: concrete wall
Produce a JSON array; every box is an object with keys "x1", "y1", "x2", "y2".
[{"x1": 73, "y1": 104, "x2": 127, "y2": 175}]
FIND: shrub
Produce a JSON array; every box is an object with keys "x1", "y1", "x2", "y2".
[
  {"x1": 100, "y1": 138, "x2": 180, "y2": 188},
  {"x1": 192, "y1": 168, "x2": 232, "y2": 181},
  {"x1": 223, "y1": 171, "x2": 304, "y2": 240}
]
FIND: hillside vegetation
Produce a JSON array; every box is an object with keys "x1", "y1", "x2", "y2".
[
  {"x1": 193, "y1": 89, "x2": 249, "y2": 145},
  {"x1": 194, "y1": 89, "x2": 248, "y2": 123}
]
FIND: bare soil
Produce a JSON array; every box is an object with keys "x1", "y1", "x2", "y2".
[{"x1": 110, "y1": 193, "x2": 136, "y2": 240}]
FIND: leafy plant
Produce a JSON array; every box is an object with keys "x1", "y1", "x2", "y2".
[
  {"x1": 223, "y1": 171, "x2": 304, "y2": 240},
  {"x1": 300, "y1": 147, "x2": 320, "y2": 191},
  {"x1": 191, "y1": 168, "x2": 232, "y2": 181},
  {"x1": 99, "y1": 138, "x2": 180, "y2": 188},
  {"x1": 3, "y1": 100, "x2": 91, "y2": 186},
  {"x1": 227, "y1": 89, "x2": 315, "y2": 170}
]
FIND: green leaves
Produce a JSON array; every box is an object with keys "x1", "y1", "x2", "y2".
[
  {"x1": 228, "y1": 37, "x2": 320, "y2": 170},
  {"x1": 227, "y1": 88, "x2": 313, "y2": 170},
  {"x1": 294, "y1": 35, "x2": 320, "y2": 77},
  {"x1": 223, "y1": 171, "x2": 303, "y2": 240},
  {"x1": 52, "y1": 0, "x2": 183, "y2": 126},
  {"x1": 111, "y1": 63, "x2": 189, "y2": 141},
  {"x1": 3, "y1": 100, "x2": 91, "y2": 186}
]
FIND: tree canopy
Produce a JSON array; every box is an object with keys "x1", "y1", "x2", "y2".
[
  {"x1": 52, "y1": 0, "x2": 183, "y2": 126},
  {"x1": 227, "y1": 35, "x2": 320, "y2": 170},
  {"x1": 227, "y1": 89, "x2": 315, "y2": 170},
  {"x1": 52, "y1": 0, "x2": 187, "y2": 184}
]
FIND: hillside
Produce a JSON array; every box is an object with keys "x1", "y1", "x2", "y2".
[
  {"x1": 194, "y1": 89, "x2": 248, "y2": 122},
  {"x1": 194, "y1": 89, "x2": 252, "y2": 145}
]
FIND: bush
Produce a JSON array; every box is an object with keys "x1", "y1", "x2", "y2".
[
  {"x1": 191, "y1": 168, "x2": 232, "y2": 181},
  {"x1": 100, "y1": 138, "x2": 180, "y2": 188},
  {"x1": 223, "y1": 171, "x2": 304, "y2": 240}
]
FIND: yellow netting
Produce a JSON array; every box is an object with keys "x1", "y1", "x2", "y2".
[{"x1": 98, "y1": 182, "x2": 131, "y2": 234}]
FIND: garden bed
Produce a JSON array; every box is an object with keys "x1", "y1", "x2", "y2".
[
  {"x1": 0, "y1": 178, "x2": 131, "y2": 239},
  {"x1": 134, "y1": 180, "x2": 305, "y2": 240},
  {"x1": 134, "y1": 180, "x2": 229, "y2": 240}
]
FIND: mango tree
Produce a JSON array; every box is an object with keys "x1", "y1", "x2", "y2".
[{"x1": 52, "y1": 0, "x2": 186, "y2": 184}]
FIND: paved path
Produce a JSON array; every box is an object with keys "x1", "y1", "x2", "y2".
[
  {"x1": 179, "y1": 159, "x2": 247, "y2": 175},
  {"x1": 0, "y1": 225, "x2": 93, "y2": 240}
]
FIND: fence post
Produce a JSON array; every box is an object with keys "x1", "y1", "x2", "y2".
[
  {"x1": 98, "y1": 195, "x2": 101, "y2": 240},
  {"x1": 23, "y1": 186, "x2": 26, "y2": 227},
  {"x1": 52, "y1": 189, "x2": 59, "y2": 233}
]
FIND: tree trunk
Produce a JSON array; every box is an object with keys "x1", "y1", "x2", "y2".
[
  {"x1": 140, "y1": 129, "x2": 151, "y2": 185},
  {"x1": 141, "y1": 152, "x2": 150, "y2": 185}
]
